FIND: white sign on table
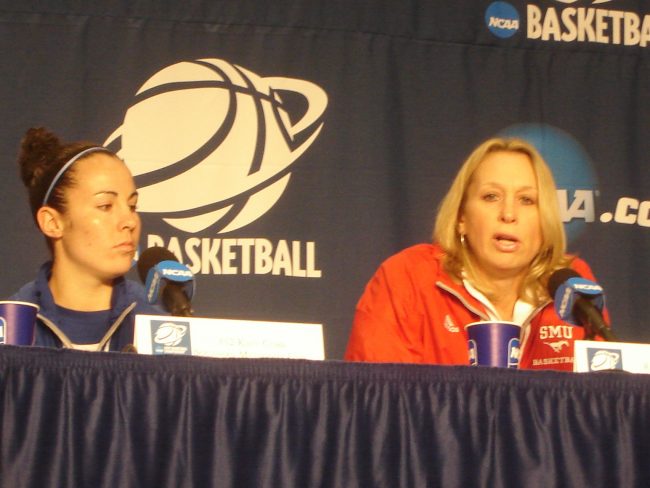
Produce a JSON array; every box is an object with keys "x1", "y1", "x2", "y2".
[
  {"x1": 574, "y1": 340, "x2": 650, "y2": 374},
  {"x1": 134, "y1": 314, "x2": 324, "y2": 360}
]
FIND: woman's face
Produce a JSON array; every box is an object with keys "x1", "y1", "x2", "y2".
[
  {"x1": 56, "y1": 153, "x2": 140, "y2": 282},
  {"x1": 458, "y1": 150, "x2": 542, "y2": 283}
]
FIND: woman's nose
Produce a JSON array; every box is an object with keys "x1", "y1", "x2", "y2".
[
  {"x1": 500, "y1": 200, "x2": 516, "y2": 223},
  {"x1": 120, "y1": 206, "x2": 138, "y2": 231}
]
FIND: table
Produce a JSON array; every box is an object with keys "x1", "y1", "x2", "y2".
[{"x1": 1, "y1": 345, "x2": 649, "y2": 487}]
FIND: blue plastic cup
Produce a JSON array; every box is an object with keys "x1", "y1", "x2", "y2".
[
  {"x1": 465, "y1": 320, "x2": 521, "y2": 368},
  {"x1": 0, "y1": 301, "x2": 38, "y2": 346}
]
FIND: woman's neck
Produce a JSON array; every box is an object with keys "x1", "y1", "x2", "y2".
[
  {"x1": 491, "y1": 295, "x2": 517, "y2": 321},
  {"x1": 48, "y1": 262, "x2": 113, "y2": 311},
  {"x1": 474, "y1": 270, "x2": 525, "y2": 321}
]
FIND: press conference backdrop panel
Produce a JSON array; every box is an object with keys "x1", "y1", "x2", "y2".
[{"x1": 0, "y1": 1, "x2": 648, "y2": 358}]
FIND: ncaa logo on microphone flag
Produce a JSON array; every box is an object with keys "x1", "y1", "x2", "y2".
[{"x1": 104, "y1": 58, "x2": 328, "y2": 234}]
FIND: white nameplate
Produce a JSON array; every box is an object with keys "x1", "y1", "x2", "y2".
[
  {"x1": 574, "y1": 340, "x2": 650, "y2": 374},
  {"x1": 134, "y1": 314, "x2": 324, "y2": 360}
]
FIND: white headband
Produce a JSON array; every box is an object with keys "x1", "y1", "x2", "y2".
[{"x1": 42, "y1": 146, "x2": 111, "y2": 206}]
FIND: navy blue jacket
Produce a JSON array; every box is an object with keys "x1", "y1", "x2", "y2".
[{"x1": 10, "y1": 262, "x2": 165, "y2": 352}]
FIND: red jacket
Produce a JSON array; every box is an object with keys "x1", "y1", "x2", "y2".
[{"x1": 345, "y1": 243, "x2": 605, "y2": 371}]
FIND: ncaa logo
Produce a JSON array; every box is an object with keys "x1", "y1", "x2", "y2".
[
  {"x1": 105, "y1": 59, "x2": 328, "y2": 234},
  {"x1": 485, "y1": 2, "x2": 520, "y2": 38}
]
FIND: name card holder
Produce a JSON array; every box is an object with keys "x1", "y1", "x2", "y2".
[
  {"x1": 574, "y1": 340, "x2": 650, "y2": 373},
  {"x1": 134, "y1": 314, "x2": 324, "y2": 360}
]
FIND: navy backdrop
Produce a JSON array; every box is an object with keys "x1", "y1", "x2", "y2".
[{"x1": 1, "y1": 0, "x2": 649, "y2": 358}]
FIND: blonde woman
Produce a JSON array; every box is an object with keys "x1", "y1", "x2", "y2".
[{"x1": 345, "y1": 138, "x2": 606, "y2": 370}]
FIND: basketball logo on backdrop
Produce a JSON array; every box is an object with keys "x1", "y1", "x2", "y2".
[
  {"x1": 104, "y1": 58, "x2": 328, "y2": 234},
  {"x1": 104, "y1": 59, "x2": 327, "y2": 277}
]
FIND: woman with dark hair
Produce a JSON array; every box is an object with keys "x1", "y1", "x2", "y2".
[
  {"x1": 345, "y1": 137, "x2": 608, "y2": 371},
  {"x1": 10, "y1": 127, "x2": 162, "y2": 351}
]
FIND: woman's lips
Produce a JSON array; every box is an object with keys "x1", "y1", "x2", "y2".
[
  {"x1": 115, "y1": 242, "x2": 135, "y2": 253},
  {"x1": 493, "y1": 233, "x2": 519, "y2": 252}
]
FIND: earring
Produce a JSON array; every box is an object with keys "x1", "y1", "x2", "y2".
[{"x1": 460, "y1": 234, "x2": 466, "y2": 246}]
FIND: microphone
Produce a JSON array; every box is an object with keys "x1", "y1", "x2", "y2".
[
  {"x1": 547, "y1": 268, "x2": 616, "y2": 341},
  {"x1": 137, "y1": 247, "x2": 195, "y2": 316}
]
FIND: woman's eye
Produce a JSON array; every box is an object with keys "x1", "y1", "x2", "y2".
[
  {"x1": 482, "y1": 193, "x2": 499, "y2": 202},
  {"x1": 520, "y1": 195, "x2": 537, "y2": 205},
  {"x1": 98, "y1": 204, "x2": 112, "y2": 211}
]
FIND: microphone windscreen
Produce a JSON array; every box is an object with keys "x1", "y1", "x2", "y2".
[
  {"x1": 547, "y1": 268, "x2": 581, "y2": 297},
  {"x1": 136, "y1": 246, "x2": 178, "y2": 283}
]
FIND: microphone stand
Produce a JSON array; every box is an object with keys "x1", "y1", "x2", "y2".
[{"x1": 576, "y1": 301, "x2": 617, "y2": 342}]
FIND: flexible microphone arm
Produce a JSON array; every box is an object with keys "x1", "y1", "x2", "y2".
[
  {"x1": 161, "y1": 284, "x2": 193, "y2": 317},
  {"x1": 574, "y1": 299, "x2": 617, "y2": 342}
]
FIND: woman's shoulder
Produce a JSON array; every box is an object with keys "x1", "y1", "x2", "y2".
[
  {"x1": 387, "y1": 243, "x2": 444, "y2": 263},
  {"x1": 8, "y1": 280, "x2": 38, "y2": 302},
  {"x1": 122, "y1": 278, "x2": 153, "y2": 304},
  {"x1": 121, "y1": 279, "x2": 167, "y2": 315},
  {"x1": 122, "y1": 278, "x2": 148, "y2": 297},
  {"x1": 7, "y1": 262, "x2": 51, "y2": 302},
  {"x1": 379, "y1": 243, "x2": 445, "y2": 277},
  {"x1": 567, "y1": 254, "x2": 597, "y2": 279}
]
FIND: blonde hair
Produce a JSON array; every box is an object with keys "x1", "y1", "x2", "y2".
[{"x1": 433, "y1": 137, "x2": 570, "y2": 304}]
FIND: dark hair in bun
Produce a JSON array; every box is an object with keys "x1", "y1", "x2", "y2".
[{"x1": 17, "y1": 127, "x2": 99, "y2": 220}]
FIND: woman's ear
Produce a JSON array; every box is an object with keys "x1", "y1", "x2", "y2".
[{"x1": 36, "y1": 206, "x2": 64, "y2": 239}]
